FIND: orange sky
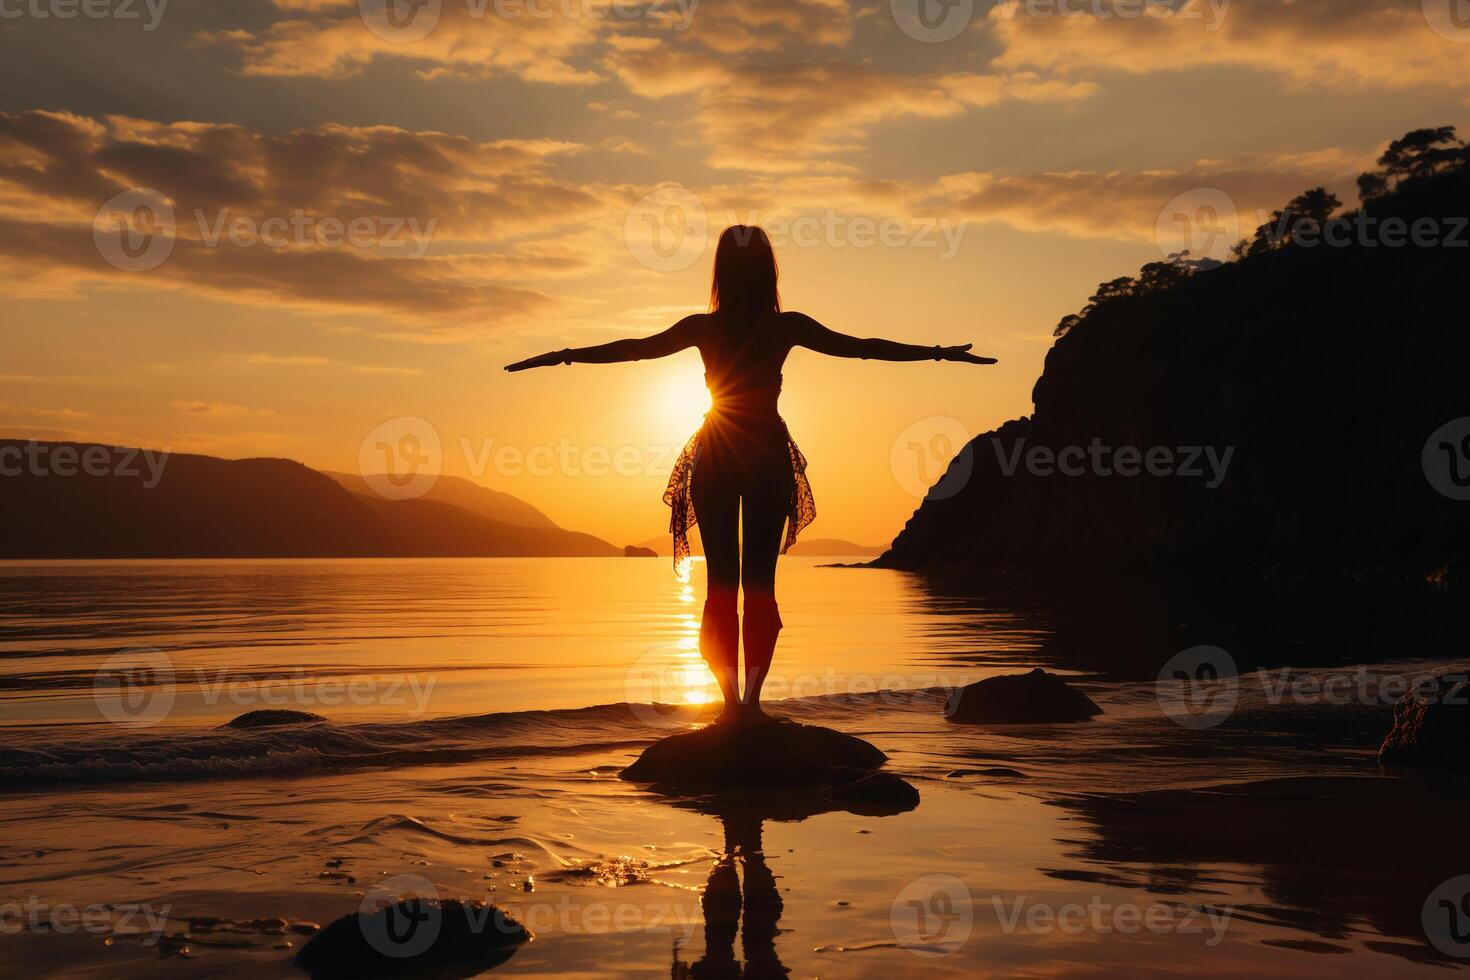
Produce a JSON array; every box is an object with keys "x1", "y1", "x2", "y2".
[{"x1": 2, "y1": 0, "x2": 1467, "y2": 544}]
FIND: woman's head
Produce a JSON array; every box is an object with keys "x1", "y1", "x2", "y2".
[{"x1": 709, "y1": 225, "x2": 780, "y2": 318}]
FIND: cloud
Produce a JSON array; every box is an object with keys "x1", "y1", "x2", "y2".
[
  {"x1": 209, "y1": 0, "x2": 855, "y2": 82},
  {"x1": 938, "y1": 70, "x2": 1098, "y2": 106},
  {"x1": 232, "y1": 352, "x2": 422, "y2": 375},
  {"x1": 171, "y1": 400, "x2": 259, "y2": 416},
  {"x1": 236, "y1": 353, "x2": 333, "y2": 366},
  {"x1": 0, "y1": 110, "x2": 623, "y2": 337},
  {"x1": 929, "y1": 147, "x2": 1372, "y2": 242},
  {"x1": 989, "y1": 0, "x2": 1470, "y2": 92},
  {"x1": 665, "y1": 0, "x2": 857, "y2": 52},
  {"x1": 0, "y1": 111, "x2": 597, "y2": 240},
  {"x1": 205, "y1": 0, "x2": 1097, "y2": 173},
  {"x1": 655, "y1": 144, "x2": 1371, "y2": 251},
  {"x1": 603, "y1": 45, "x2": 1092, "y2": 171},
  {"x1": 203, "y1": 0, "x2": 604, "y2": 83},
  {"x1": 601, "y1": 137, "x2": 651, "y2": 155},
  {"x1": 0, "y1": 403, "x2": 91, "y2": 420},
  {"x1": 0, "y1": 218, "x2": 559, "y2": 340}
]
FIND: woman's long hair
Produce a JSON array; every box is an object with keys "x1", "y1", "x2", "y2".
[{"x1": 709, "y1": 225, "x2": 780, "y2": 319}]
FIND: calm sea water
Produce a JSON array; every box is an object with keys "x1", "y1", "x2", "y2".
[
  {"x1": 0, "y1": 558, "x2": 1464, "y2": 978},
  {"x1": 0, "y1": 557, "x2": 1046, "y2": 730}
]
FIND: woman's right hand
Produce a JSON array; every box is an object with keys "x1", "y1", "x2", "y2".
[{"x1": 939, "y1": 343, "x2": 997, "y2": 365}]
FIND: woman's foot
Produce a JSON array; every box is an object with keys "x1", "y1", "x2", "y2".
[
  {"x1": 710, "y1": 704, "x2": 743, "y2": 726},
  {"x1": 708, "y1": 703, "x2": 775, "y2": 726},
  {"x1": 736, "y1": 702, "x2": 775, "y2": 726}
]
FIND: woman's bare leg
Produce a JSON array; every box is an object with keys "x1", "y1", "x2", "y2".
[
  {"x1": 740, "y1": 485, "x2": 788, "y2": 722},
  {"x1": 692, "y1": 473, "x2": 741, "y2": 723}
]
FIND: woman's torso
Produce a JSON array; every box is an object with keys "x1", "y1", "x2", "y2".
[
  {"x1": 696, "y1": 310, "x2": 793, "y2": 420},
  {"x1": 693, "y1": 311, "x2": 795, "y2": 478}
]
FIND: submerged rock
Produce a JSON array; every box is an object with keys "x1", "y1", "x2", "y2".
[
  {"x1": 1379, "y1": 674, "x2": 1470, "y2": 770},
  {"x1": 831, "y1": 770, "x2": 921, "y2": 810},
  {"x1": 222, "y1": 709, "x2": 327, "y2": 729},
  {"x1": 946, "y1": 668, "x2": 1102, "y2": 724},
  {"x1": 620, "y1": 720, "x2": 886, "y2": 792},
  {"x1": 945, "y1": 767, "x2": 1028, "y2": 779},
  {"x1": 295, "y1": 898, "x2": 530, "y2": 977}
]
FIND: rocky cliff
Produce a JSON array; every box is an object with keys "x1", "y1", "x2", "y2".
[{"x1": 878, "y1": 130, "x2": 1470, "y2": 583}]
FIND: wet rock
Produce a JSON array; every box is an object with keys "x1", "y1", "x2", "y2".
[
  {"x1": 185, "y1": 916, "x2": 229, "y2": 931},
  {"x1": 157, "y1": 937, "x2": 191, "y2": 958},
  {"x1": 295, "y1": 898, "x2": 530, "y2": 977},
  {"x1": 946, "y1": 767, "x2": 1027, "y2": 779},
  {"x1": 221, "y1": 709, "x2": 326, "y2": 729},
  {"x1": 1379, "y1": 673, "x2": 1470, "y2": 770},
  {"x1": 829, "y1": 766, "x2": 870, "y2": 789},
  {"x1": 831, "y1": 771, "x2": 921, "y2": 811},
  {"x1": 946, "y1": 669, "x2": 1102, "y2": 724},
  {"x1": 619, "y1": 720, "x2": 886, "y2": 791}
]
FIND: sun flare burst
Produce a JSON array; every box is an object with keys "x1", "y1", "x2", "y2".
[{"x1": 654, "y1": 371, "x2": 712, "y2": 432}]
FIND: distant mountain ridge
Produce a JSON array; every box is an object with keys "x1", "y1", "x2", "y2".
[
  {"x1": 785, "y1": 538, "x2": 884, "y2": 557},
  {"x1": 324, "y1": 470, "x2": 557, "y2": 529},
  {"x1": 877, "y1": 128, "x2": 1470, "y2": 583},
  {"x1": 0, "y1": 442, "x2": 620, "y2": 559},
  {"x1": 633, "y1": 535, "x2": 883, "y2": 558}
]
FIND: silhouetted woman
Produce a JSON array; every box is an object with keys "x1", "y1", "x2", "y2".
[{"x1": 507, "y1": 226, "x2": 994, "y2": 725}]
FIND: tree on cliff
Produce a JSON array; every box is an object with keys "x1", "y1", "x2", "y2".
[
  {"x1": 1238, "y1": 187, "x2": 1342, "y2": 257},
  {"x1": 1056, "y1": 126, "x2": 1468, "y2": 341},
  {"x1": 1053, "y1": 253, "x2": 1218, "y2": 338},
  {"x1": 1358, "y1": 126, "x2": 1468, "y2": 201}
]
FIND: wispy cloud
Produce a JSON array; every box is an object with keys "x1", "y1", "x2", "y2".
[{"x1": 989, "y1": 0, "x2": 1470, "y2": 92}]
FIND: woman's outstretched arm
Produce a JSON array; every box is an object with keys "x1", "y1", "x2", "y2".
[
  {"x1": 505, "y1": 315, "x2": 701, "y2": 371},
  {"x1": 789, "y1": 312, "x2": 996, "y2": 364}
]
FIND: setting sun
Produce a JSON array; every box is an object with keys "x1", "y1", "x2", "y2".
[{"x1": 653, "y1": 369, "x2": 713, "y2": 433}]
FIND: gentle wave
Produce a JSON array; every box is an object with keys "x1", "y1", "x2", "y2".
[{"x1": 0, "y1": 701, "x2": 698, "y2": 788}]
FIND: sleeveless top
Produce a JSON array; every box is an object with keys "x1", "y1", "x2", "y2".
[{"x1": 661, "y1": 315, "x2": 816, "y2": 575}]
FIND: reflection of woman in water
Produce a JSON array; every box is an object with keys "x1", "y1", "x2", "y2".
[
  {"x1": 507, "y1": 226, "x2": 995, "y2": 725},
  {"x1": 681, "y1": 811, "x2": 785, "y2": 979}
]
